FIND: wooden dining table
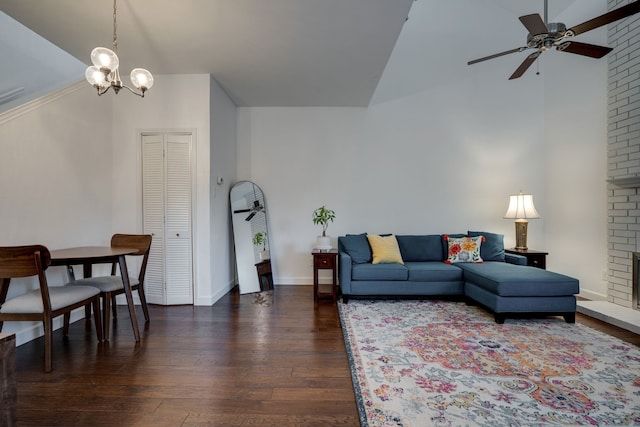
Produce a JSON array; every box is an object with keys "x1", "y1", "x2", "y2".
[{"x1": 49, "y1": 246, "x2": 141, "y2": 342}]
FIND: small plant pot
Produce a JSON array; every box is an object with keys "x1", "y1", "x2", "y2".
[
  {"x1": 316, "y1": 236, "x2": 332, "y2": 250},
  {"x1": 260, "y1": 250, "x2": 270, "y2": 261}
]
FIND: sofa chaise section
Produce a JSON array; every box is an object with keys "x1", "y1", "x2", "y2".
[{"x1": 457, "y1": 261, "x2": 579, "y2": 324}]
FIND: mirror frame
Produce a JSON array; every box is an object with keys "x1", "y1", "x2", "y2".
[{"x1": 230, "y1": 181, "x2": 272, "y2": 294}]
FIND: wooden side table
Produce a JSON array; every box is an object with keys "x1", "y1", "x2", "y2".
[
  {"x1": 505, "y1": 248, "x2": 548, "y2": 269},
  {"x1": 255, "y1": 260, "x2": 274, "y2": 291},
  {"x1": 312, "y1": 250, "x2": 338, "y2": 301}
]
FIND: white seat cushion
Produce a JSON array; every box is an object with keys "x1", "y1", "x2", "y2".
[
  {"x1": 71, "y1": 276, "x2": 139, "y2": 292},
  {"x1": 0, "y1": 285, "x2": 100, "y2": 314}
]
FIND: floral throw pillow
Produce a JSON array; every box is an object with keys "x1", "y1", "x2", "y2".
[{"x1": 444, "y1": 235, "x2": 484, "y2": 264}]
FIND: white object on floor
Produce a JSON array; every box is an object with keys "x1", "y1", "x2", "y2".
[{"x1": 577, "y1": 300, "x2": 640, "y2": 335}]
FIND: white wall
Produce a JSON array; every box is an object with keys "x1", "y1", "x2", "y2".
[
  {"x1": 237, "y1": 0, "x2": 609, "y2": 292},
  {"x1": 542, "y1": 0, "x2": 609, "y2": 300},
  {"x1": 0, "y1": 82, "x2": 113, "y2": 343},
  {"x1": 237, "y1": 85, "x2": 544, "y2": 284},
  {"x1": 209, "y1": 76, "x2": 238, "y2": 303},
  {"x1": 111, "y1": 74, "x2": 222, "y2": 305}
]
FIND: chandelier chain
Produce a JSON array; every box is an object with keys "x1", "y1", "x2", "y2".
[{"x1": 112, "y1": 0, "x2": 118, "y2": 53}]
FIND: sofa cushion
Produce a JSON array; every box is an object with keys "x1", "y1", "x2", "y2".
[
  {"x1": 396, "y1": 235, "x2": 443, "y2": 262},
  {"x1": 340, "y1": 233, "x2": 372, "y2": 264},
  {"x1": 367, "y1": 234, "x2": 404, "y2": 264},
  {"x1": 468, "y1": 230, "x2": 505, "y2": 262},
  {"x1": 457, "y1": 262, "x2": 579, "y2": 297},
  {"x1": 351, "y1": 263, "x2": 409, "y2": 281},
  {"x1": 404, "y1": 262, "x2": 464, "y2": 282},
  {"x1": 444, "y1": 235, "x2": 484, "y2": 264}
]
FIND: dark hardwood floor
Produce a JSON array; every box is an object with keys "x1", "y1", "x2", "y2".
[
  {"x1": 13, "y1": 286, "x2": 640, "y2": 426},
  {"x1": 15, "y1": 286, "x2": 358, "y2": 426}
]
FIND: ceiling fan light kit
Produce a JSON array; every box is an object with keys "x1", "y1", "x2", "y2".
[{"x1": 468, "y1": 0, "x2": 640, "y2": 80}]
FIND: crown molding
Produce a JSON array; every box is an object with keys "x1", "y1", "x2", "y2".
[{"x1": 0, "y1": 80, "x2": 84, "y2": 126}]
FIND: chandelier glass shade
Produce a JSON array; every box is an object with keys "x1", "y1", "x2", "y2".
[{"x1": 85, "y1": 0, "x2": 153, "y2": 97}]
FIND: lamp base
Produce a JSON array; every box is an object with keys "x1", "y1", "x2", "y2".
[{"x1": 514, "y1": 219, "x2": 529, "y2": 250}]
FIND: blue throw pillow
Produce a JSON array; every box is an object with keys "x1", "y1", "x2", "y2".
[
  {"x1": 340, "y1": 233, "x2": 372, "y2": 264},
  {"x1": 467, "y1": 231, "x2": 505, "y2": 262},
  {"x1": 396, "y1": 235, "x2": 443, "y2": 262}
]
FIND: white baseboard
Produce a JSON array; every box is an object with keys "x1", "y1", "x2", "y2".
[
  {"x1": 579, "y1": 289, "x2": 607, "y2": 301},
  {"x1": 10, "y1": 307, "x2": 87, "y2": 347},
  {"x1": 195, "y1": 280, "x2": 236, "y2": 306}
]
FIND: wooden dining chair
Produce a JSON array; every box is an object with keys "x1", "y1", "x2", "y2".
[
  {"x1": 0, "y1": 245, "x2": 103, "y2": 372},
  {"x1": 69, "y1": 234, "x2": 152, "y2": 341}
]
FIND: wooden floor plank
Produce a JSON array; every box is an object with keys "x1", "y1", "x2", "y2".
[{"x1": 11, "y1": 286, "x2": 639, "y2": 426}]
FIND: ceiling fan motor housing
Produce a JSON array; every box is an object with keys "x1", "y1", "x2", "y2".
[{"x1": 527, "y1": 22, "x2": 567, "y2": 50}]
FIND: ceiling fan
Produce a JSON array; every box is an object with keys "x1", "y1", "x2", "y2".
[
  {"x1": 468, "y1": 0, "x2": 640, "y2": 80},
  {"x1": 233, "y1": 199, "x2": 264, "y2": 221}
]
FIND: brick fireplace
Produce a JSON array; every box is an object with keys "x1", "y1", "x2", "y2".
[
  {"x1": 634, "y1": 253, "x2": 640, "y2": 310},
  {"x1": 606, "y1": 0, "x2": 640, "y2": 310}
]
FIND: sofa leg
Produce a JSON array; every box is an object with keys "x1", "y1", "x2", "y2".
[
  {"x1": 563, "y1": 313, "x2": 576, "y2": 323},
  {"x1": 342, "y1": 295, "x2": 349, "y2": 304},
  {"x1": 495, "y1": 314, "x2": 506, "y2": 324},
  {"x1": 464, "y1": 297, "x2": 475, "y2": 306}
]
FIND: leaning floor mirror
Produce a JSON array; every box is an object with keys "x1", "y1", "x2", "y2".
[{"x1": 230, "y1": 181, "x2": 273, "y2": 294}]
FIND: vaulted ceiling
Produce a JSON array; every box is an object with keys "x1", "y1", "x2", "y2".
[
  {"x1": 0, "y1": 0, "x2": 413, "y2": 106},
  {"x1": 0, "y1": 0, "x2": 598, "y2": 107}
]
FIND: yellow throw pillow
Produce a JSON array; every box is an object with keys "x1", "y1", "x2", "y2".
[{"x1": 367, "y1": 234, "x2": 404, "y2": 264}]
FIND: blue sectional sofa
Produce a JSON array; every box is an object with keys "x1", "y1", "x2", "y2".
[{"x1": 337, "y1": 232, "x2": 579, "y2": 323}]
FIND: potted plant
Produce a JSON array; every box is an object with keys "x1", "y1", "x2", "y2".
[
  {"x1": 252, "y1": 231, "x2": 270, "y2": 260},
  {"x1": 312, "y1": 205, "x2": 335, "y2": 250}
]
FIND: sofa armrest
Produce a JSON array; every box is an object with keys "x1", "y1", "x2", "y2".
[
  {"x1": 505, "y1": 253, "x2": 527, "y2": 265},
  {"x1": 338, "y1": 252, "x2": 353, "y2": 295}
]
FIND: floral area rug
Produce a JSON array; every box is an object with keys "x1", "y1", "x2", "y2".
[{"x1": 338, "y1": 300, "x2": 640, "y2": 426}]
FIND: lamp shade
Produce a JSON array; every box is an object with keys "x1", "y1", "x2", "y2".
[{"x1": 504, "y1": 192, "x2": 540, "y2": 219}]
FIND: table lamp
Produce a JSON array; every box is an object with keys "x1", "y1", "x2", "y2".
[{"x1": 504, "y1": 191, "x2": 540, "y2": 250}]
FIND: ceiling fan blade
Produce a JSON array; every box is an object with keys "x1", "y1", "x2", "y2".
[
  {"x1": 233, "y1": 209, "x2": 251, "y2": 213},
  {"x1": 569, "y1": 1, "x2": 640, "y2": 36},
  {"x1": 557, "y1": 41, "x2": 613, "y2": 58},
  {"x1": 468, "y1": 47, "x2": 527, "y2": 65},
  {"x1": 509, "y1": 53, "x2": 539, "y2": 80},
  {"x1": 245, "y1": 212, "x2": 256, "y2": 221},
  {"x1": 519, "y1": 13, "x2": 548, "y2": 35}
]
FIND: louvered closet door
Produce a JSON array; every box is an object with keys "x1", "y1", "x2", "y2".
[
  {"x1": 165, "y1": 134, "x2": 193, "y2": 304},
  {"x1": 142, "y1": 134, "x2": 166, "y2": 304},
  {"x1": 141, "y1": 132, "x2": 193, "y2": 305}
]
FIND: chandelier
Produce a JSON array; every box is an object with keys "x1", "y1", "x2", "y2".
[{"x1": 85, "y1": 0, "x2": 154, "y2": 97}]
